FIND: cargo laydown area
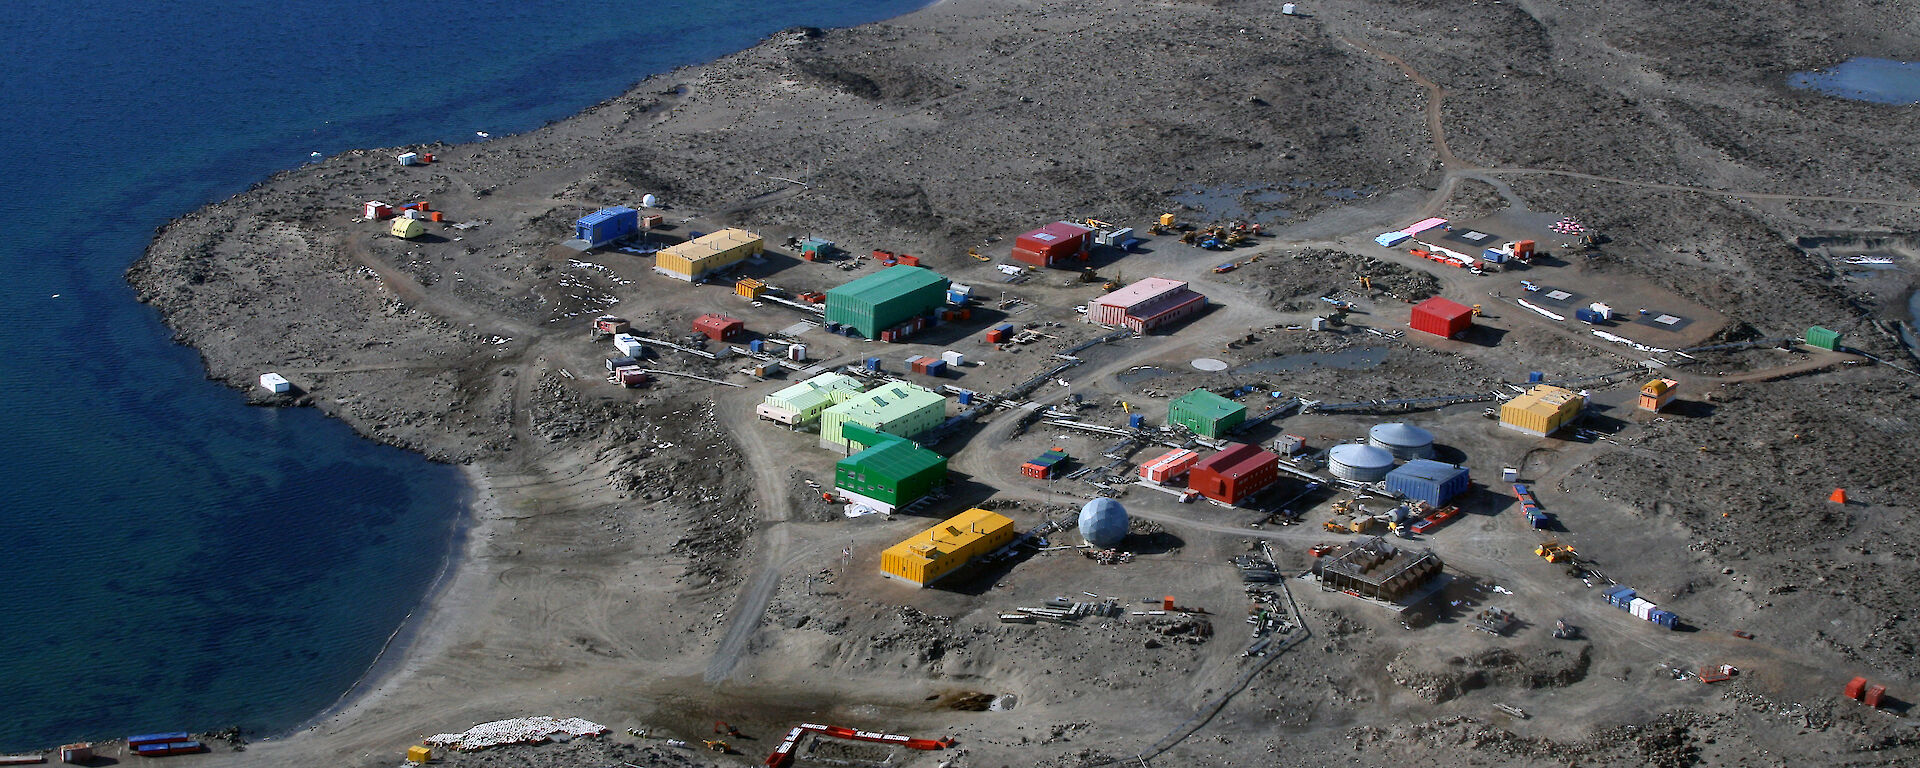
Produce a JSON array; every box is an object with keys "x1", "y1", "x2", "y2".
[{"x1": 108, "y1": 0, "x2": 1920, "y2": 766}]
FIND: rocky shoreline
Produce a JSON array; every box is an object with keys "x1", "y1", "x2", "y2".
[{"x1": 120, "y1": 0, "x2": 1920, "y2": 766}]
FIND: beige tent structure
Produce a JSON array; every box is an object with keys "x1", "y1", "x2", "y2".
[{"x1": 391, "y1": 218, "x2": 426, "y2": 239}]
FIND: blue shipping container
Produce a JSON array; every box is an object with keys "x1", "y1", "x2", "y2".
[
  {"x1": 1574, "y1": 308, "x2": 1605, "y2": 324},
  {"x1": 1384, "y1": 459, "x2": 1470, "y2": 506},
  {"x1": 574, "y1": 206, "x2": 639, "y2": 246},
  {"x1": 864, "y1": 357, "x2": 880, "y2": 370},
  {"x1": 748, "y1": 339, "x2": 765, "y2": 353},
  {"x1": 1482, "y1": 248, "x2": 1507, "y2": 263},
  {"x1": 1129, "y1": 414, "x2": 1145, "y2": 428},
  {"x1": 957, "y1": 390, "x2": 974, "y2": 405},
  {"x1": 994, "y1": 322, "x2": 1015, "y2": 333},
  {"x1": 925, "y1": 360, "x2": 947, "y2": 376},
  {"x1": 1528, "y1": 371, "x2": 1544, "y2": 383}
]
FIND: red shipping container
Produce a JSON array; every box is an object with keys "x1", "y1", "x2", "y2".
[
  {"x1": 1409, "y1": 297, "x2": 1474, "y2": 338},
  {"x1": 985, "y1": 329, "x2": 1005, "y2": 343},
  {"x1": 873, "y1": 249, "x2": 893, "y2": 260},
  {"x1": 897, "y1": 254, "x2": 920, "y2": 267},
  {"x1": 693, "y1": 313, "x2": 743, "y2": 341},
  {"x1": 1188, "y1": 443, "x2": 1281, "y2": 505},
  {"x1": 1865, "y1": 684, "x2": 1887, "y2": 708},
  {"x1": 642, "y1": 214, "x2": 664, "y2": 228},
  {"x1": 1845, "y1": 676, "x2": 1869, "y2": 700}
]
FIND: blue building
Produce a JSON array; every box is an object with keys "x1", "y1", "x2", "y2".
[
  {"x1": 1385, "y1": 459, "x2": 1470, "y2": 507},
  {"x1": 575, "y1": 206, "x2": 640, "y2": 247}
]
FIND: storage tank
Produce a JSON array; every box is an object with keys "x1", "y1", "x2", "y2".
[
  {"x1": 1328, "y1": 443, "x2": 1395, "y2": 482},
  {"x1": 1079, "y1": 498, "x2": 1130, "y2": 549},
  {"x1": 1368, "y1": 422, "x2": 1435, "y2": 460}
]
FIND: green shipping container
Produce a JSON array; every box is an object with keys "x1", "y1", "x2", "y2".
[
  {"x1": 835, "y1": 435, "x2": 948, "y2": 509},
  {"x1": 826, "y1": 266, "x2": 951, "y2": 338},
  {"x1": 1169, "y1": 389, "x2": 1247, "y2": 438},
  {"x1": 1805, "y1": 325, "x2": 1840, "y2": 351}
]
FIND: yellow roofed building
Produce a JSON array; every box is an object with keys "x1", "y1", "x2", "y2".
[
  {"x1": 1639, "y1": 379, "x2": 1678, "y2": 412},
  {"x1": 879, "y1": 508, "x2": 1016, "y2": 587},
  {"x1": 1500, "y1": 385, "x2": 1584, "y2": 437},
  {"x1": 654, "y1": 228, "x2": 764, "y2": 282}
]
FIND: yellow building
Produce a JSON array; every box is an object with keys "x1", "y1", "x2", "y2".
[
  {"x1": 1500, "y1": 385, "x2": 1584, "y2": 437},
  {"x1": 1639, "y1": 378, "x2": 1679, "y2": 412},
  {"x1": 879, "y1": 508, "x2": 1016, "y2": 587},
  {"x1": 655, "y1": 228, "x2": 764, "y2": 282}
]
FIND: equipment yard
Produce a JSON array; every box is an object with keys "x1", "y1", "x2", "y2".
[{"x1": 117, "y1": 0, "x2": 1920, "y2": 766}]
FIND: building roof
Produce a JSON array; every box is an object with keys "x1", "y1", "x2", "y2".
[
  {"x1": 827, "y1": 265, "x2": 949, "y2": 306},
  {"x1": 825, "y1": 380, "x2": 944, "y2": 424},
  {"x1": 766, "y1": 372, "x2": 863, "y2": 413},
  {"x1": 1641, "y1": 379, "x2": 1675, "y2": 395},
  {"x1": 1412, "y1": 296, "x2": 1474, "y2": 320},
  {"x1": 883, "y1": 508, "x2": 1014, "y2": 563},
  {"x1": 660, "y1": 229, "x2": 762, "y2": 264},
  {"x1": 1387, "y1": 459, "x2": 1467, "y2": 484},
  {"x1": 1172, "y1": 389, "x2": 1245, "y2": 422},
  {"x1": 1369, "y1": 422, "x2": 1434, "y2": 447},
  {"x1": 577, "y1": 206, "x2": 637, "y2": 225},
  {"x1": 839, "y1": 435, "x2": 946, "y2": 484},
  {"x1": 1195, "y1": 442, "x2": 1259, "y2": 472},
  {"x1": 1092, "y1": 277, "x2": 1191, "y2": 310},
  {"x1": 1507, "y1": 384, "x2": 1583, "y2": 416},
  {"x1": 1329, "y1": 443, "x2": 1395, "y2": 469}
]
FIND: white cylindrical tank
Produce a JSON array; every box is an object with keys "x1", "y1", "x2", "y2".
[
  {"x1": 1368, "y1": 422, "x2": 1435, "y2": 460},
  {"x1": 641, "y1": 193, "x2": 659, "y2": 208},
  {"x1": 789, "y1": 343, "x2": 807, "y2": 361},
  {"x1": 1329, "y1": 444, "x2": 1395, "y2": 482}
]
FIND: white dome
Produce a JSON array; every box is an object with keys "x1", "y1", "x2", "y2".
[{"x1": 1079, "y1": 498, "x2": 1130, "y2": 549}]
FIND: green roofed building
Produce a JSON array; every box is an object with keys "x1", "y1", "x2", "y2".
[
  {"x1": 757, "y1": 372, "x2": 865, "y2": 427},
  {"x1": 1169, "y1": 389, "x2": 1247, "y2": 438},
  {"x1": 1805, "y1": 326, "x2": 1841, "y2": 351},
  {"x1": 826, "y1": 265, "x2": 950, "y2": 339},
  {"x1": 821, "y1": 380, "x2": 946, "y2": 452},
  {"x1": 835, "y1": 431, "x2": 948, "y2": 513}
]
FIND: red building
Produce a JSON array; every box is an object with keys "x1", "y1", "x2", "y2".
[
  {"x1": 1011, "y1": 221, "x2": 1093, "y2": 267},
  {"x1": 693, "y1": 313, "x2": 744, "y2": 341},
  {"x1": 1187, "y1": 443, "x2": 1280, "y2": 505},
  {"x1": 1409, "y1": 297, "x2": 1474, "y2": 339}
]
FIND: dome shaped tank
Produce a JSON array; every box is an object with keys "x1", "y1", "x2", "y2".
[
  {"x1": 1079, "y1": 498, "x2": 1130, "y2": 549},
  {"x1": 1329, "y1": 443, "x2": 1396, "y2": 482},
  {"x1": 1368, "y1": 422, "x2": 1435, "y2": 460}
]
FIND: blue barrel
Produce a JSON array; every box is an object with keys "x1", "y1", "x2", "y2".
[{"x1": 1129, "y1": 414, "x2": 1145, "y2": 428}]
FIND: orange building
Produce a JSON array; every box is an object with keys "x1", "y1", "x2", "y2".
[{"x1": 1639, "y1": 379, "x2": 1678, "y2": 412}]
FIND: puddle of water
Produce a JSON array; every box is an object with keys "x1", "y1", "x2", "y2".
[
  {"x1": 1116, "y1": 366, "x2": 1167, "y2": 386},
  {"x1": 1171, "y1": 184, "x2": 1295, "y2": 224},
  {"x1": 1789, "y1": 58, "x2": 1920, "y2": 105},
  {"x1": 1234, "y1": 347, "x2": 1388, "y2": 374}
]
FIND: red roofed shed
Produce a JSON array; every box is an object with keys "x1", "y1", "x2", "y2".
[
  {"x1": 694, "y1": 313, "x2": 745, "y2": 341},
  {"x1": 1410, "y1": 297, "x2": 1474, "y2": 339},
  {"x1": 1011, "y1": 222, "x2": 1093, "y2": 267}
]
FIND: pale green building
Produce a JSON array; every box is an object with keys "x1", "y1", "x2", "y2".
[
  {"x1": 756, "y1": 372, "x2": 866, "y2": 427},
  {"x1": 820, "y1": 380, "x2": 946, "y2": 452}
]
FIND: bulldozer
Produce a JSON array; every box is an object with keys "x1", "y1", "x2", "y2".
[{"x1": 1535, "y1": 540, "x2": 1577, "y2": 564}]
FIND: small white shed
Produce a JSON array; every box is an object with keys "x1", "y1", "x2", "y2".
[{"x1": 260, "y1": 373, "x2": 291, "y2": 393}]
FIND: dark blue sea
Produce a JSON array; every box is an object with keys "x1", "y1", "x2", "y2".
[{"x1": 0, "y1": 0, "x2": 921, "y2": 751}]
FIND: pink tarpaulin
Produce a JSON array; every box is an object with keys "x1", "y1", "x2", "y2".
[{"x1": 1399, "y1": 217, "x2": 1448, "y2": 235}]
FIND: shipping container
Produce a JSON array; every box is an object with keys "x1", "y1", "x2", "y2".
[
  {"x1": 613, "y1": 334, "x2": 646, "y2": 358},
  {"x1": 127, "y1": 733, "x2": 192, "y2": 748},
  {"x1": 641, "y1": 214, "x2": 664, "y2": 229},
  {"x1": 362, "y1": 201, "x2": 392, "y2": 219},
  {"x1": 605, "y1": 355, "x2": 637, "y2": 371},
  {"x1": 924, "y1": 360, "x2": 947, "y2": 377},
  {"x1": 1805, "y1": 325, "x2": 1841, "y2": 350},
  {"x1": 1864, "y1": 684, "x2": 1887, "y2": 708},
  {"x1": 1409, "y1": 297, "x2": 1474, "y2": 338},
  {"x1": 1845, "y1": 676, "x2": 1869, "y2": 700},
  {"x1": 616, "y1": 367, "x2": 651, "y2": 387},
  {"x1": 1574, "y1": 308, "x2": 1605, "y2": 324}
]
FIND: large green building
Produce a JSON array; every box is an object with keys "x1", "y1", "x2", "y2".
[
  {"x1": 826, "y1": 265, "x2": 950, "y2": 339},
  {"x1": 1169, "y1": 389, "x2": 1247, "y2": 438},
  {"x1": 834, "y1": 427, "x2": 948, "y2": 513},
  {"x1": 820, "y1": 380, "x2": 946, "y2": 451}
]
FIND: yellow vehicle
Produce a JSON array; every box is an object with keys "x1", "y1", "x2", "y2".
[{"x1": 1536, "y1": 541, "x2": 1577, "y2": 563}]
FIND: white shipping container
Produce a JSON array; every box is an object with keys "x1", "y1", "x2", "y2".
[
  {"x1": 942, "y1": 350, "x2": 964, "y2": 366},
  {"x1": 259, "y1": 373, "x2": 291, "y2": 393},
  {"x1": 613, "y1": 334, "x2": 645, "y2": 357},
  {"x1": 1629, "y1": 598, "x2": 1653, "y2": 619}
]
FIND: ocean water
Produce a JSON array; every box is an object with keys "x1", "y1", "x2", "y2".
[{"x1": 0, "y1": 0, "x2": 922, "y2": 751}]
